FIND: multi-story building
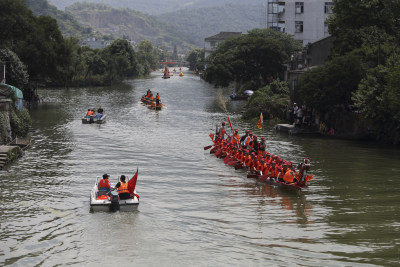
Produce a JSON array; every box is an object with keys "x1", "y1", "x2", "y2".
[
  {"x1": 204, "y1": 32, "x2": 242, "y2": 59},
  {"x1": 266, "y1": 0, "x2": 333, "y2": 45}
]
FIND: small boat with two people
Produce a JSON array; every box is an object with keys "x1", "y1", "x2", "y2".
[
  {"x1": 90, "y1": 170, "x2": 140, "y2": 212},
  {"x1": 82, "y1": 106, "x2": 106, "y2": 124}
]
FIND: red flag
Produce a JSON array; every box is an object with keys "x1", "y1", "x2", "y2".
[
  {"x1": 128, "y1": 168, "x2": 138, "y2": 194},
  {"x1": 227, "y1": 117, "x2": 234, "y2": 133},
  {"x1": 257, "y1": 113, "x2": 263, "y2": 129}
]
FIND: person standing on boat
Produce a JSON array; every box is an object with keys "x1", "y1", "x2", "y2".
[
  {"x1": 218, "y1": 122, "x2": 226, "y2": 140},
  {"x1": 156, "y1": 93, "x2": 161, "y2": 105},
  {"x1": 232, "y1": 129, "x2": 240, "y2": 145},
  {"x1": 114, "y1": 175, "x2": 130, "y2": 200},
  {"x1": 98, "y1": 174, "x2": 111, "y2": 194},
  {"x1": 240, "y1": 130, "x2": 249, "y2": 148}
]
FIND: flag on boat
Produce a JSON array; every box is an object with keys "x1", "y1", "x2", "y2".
[
  {"x1": 128, "y1": 168, "x2": 138, "y2": 194},
  {"x1": 209, "y1": 133, "x2": 215, "y2": 140},
  {"x1": 257, "y1": 113, "x2": 263, "y2": 129}
]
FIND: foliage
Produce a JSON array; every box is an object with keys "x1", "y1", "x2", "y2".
[
  {"x1": 65, "y1": 2, "x2": 194, "y2": 52},
  {"x1": 48, "y1": 0, "x2": 265, "y2": 15},
  {"x1": 25, "y1": 0, "x2": 92, "y2": 38},
  {"x1": 298, "y1": 53, "x2": 362, "y2": 112},
  {"x1": 204, "y1": 29, "x2": 301, "y2": 88},
  {"x1": 137, "y1": 40, "x2": 159, "y2": 75},
  {"x1": 0, "y1": 49, "x2": 29, "y2": 89},
  {"x1": 186, "y1": 48, "x2": 205, "y2": 71},
  {"x1": 9, "y1": 107, "x2": 31, "y2": 138},
  {"x1": 0, "y1": 111, "x2": 9, "y2": 144},
  {"x1": 243, "y1": 79, "x2": 289, "y2": 120}
]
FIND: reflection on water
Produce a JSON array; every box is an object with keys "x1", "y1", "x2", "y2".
[{"x1": 0, "y1": 70, "x2": 399, "y2": 266}]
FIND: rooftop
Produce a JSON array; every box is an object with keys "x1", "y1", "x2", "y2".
[{"x1": 205, "y1": 32, "x2": 242, "y2": 41}]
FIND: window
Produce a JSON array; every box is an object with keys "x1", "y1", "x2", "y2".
[
  {"x1": 295, "y1": 2, "x2": 304, "y2": 14},
  {"x1": 325, "y1": 2, "x2": 334, "y2": 14},
  {"x1": 324, "y1": 22, "x2": 329, "y2": 34},
  {"x1": 295, "y1": 21, "x2": 303, "y2": 33},
  {"x1": 210, "y1": 41, "x2": 216, "y2": 48}
]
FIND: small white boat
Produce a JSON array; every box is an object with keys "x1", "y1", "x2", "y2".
[
  {"x1": 90, "y1": 177, "x2": 139, "y2": 212},
  {"x1": 82, "y1": 114, "x2": 106, "y2": 124}
]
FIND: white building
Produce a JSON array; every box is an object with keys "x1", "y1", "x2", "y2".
[
  {"x1": 204, "y1": 32, "x2": 242, "y2": 59},
  {"x1": 266, "y1": 0, "x2": 333, "y2": 45}
]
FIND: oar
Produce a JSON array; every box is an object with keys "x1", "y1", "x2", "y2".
[
  {"x1": 210, "y1": 147, "x2": 217, "y2": 154},
  {"x1": 228, "y1": 160, "x2": 238, "y2": 166},
  {"x1": 204, "y1": 145, "x2": 213, "y2": 150},
  {"x1": 247, "y1": 173, "x2": 260, "y2": 179}
]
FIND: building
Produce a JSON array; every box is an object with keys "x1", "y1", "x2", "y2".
[
  {"x1": 266, "y1": 0, "x2": 333, "y2": 45},
  {"x1": 204, "y1": 32, "x2": 242, "y2": 59},
  {"x1": 80, "y1": 38, "x2": 113, "y2": 50}
]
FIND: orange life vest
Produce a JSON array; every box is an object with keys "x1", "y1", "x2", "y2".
[
  {"x1": 87, "y1": 110, "x2": 94, "y2": 116},
  {"x1": 118, "y1": 181, "x2": 129, "y2": 194},
  {"x1": 283, "y1": 169, "x2": 295, "y2": 183},
  {"x1": 156, "y1": 95, "x2": 160, "y2": 100},
  {"x1": 98, "y1": 179, "x2": 110, "y2": 191},
  {"x1": 232, "y1": 133, "x2": 240, "y2": 144}
]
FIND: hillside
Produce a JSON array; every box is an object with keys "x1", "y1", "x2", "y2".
[
  {"x1": 48, "y1": 0, "x2": 264, "y2": 15},
  {"x1": 158, "y1": 4, "x2": 265, "y2": 46},
  {"x1": 65, "y1": 3, "x2": 194, "y2": 51},
  {"x1": 25, "y1": 0, "x2": 91, "y2": 37}
]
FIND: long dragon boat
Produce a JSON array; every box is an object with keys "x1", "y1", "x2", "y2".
[{"x1": 206, "y1": 134, "x2": 314, "y2": 190}]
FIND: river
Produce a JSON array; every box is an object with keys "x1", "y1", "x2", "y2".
[{"x1": 1, "y1": 70, "x2": 399, "y2": 266}]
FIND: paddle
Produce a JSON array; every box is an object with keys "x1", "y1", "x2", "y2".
[
  {"x1": 247, "y1": 173, "x2": 260, "y2": 179},
  {"x1": 228, "y1": 160, "x2": 238, "y2": 166},
  {"x1": 204, "y1": 145, "x2": 213, "y2": 150},
  {"x1": 210, "y1": 147, "x2": 217, "y2": 154}
]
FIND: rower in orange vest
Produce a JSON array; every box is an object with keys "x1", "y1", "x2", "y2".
[
  {"x1": 218, "y1": 122, "x2": 226, "y2": 139},
  {"x1": 114, "y1": 175, "x2": 130, "y2": 200},
  {"x1": 232, "y1": 129, "x2": 240, "y2": 145},
  {"x1": 156, "y1": 93, "x2": 161, "y2": 105},
  {"x1": 283, "y1": 168, "x2": 295, "y2": 184},
  {"x1": 86, "y1": 109, "x2": 94, "y2": 116}
]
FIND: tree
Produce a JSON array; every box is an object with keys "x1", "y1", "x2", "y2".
[
  {"x1": 0, "y1": 49, "x2": 29, "y2": 89},
  {"x1": 137, "y1": 40, "x2": 158, "y2": 75},
  {"x1": 186, "y1": 48, "x2": 204, "y2": 71},
  {"x1": 204, "y1": 29, "x2": 301, "y2": 88},
  {"x1": 298, "y1": 53, "x2": 362, "y2": 112}
]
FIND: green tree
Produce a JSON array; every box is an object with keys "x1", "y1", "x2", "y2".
[
  {"x1": 137, "y1": 40, "x2": 158, "y2": 75},
  {"x1": 186, "y1": 48, "x2": 204, "y2": 71},
  {"x1": 204, "y1": 29, "x2": 300, "y2": 88},
  {"x1": 298, "y1": 53, "x2": 362, "y2": 112},
  {"x1": 0, "y1": 49, "x2": 29, "y2": 89}
]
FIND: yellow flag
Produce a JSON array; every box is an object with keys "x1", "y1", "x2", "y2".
[{"x1": 257, "y1": 113, "x2": 263, "y2": 129}]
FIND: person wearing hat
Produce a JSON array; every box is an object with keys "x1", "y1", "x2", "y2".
[
  {"x1": 240, "y1": 130, "x2": 249, "y2": 148},
  {"x1": 218, "y1": 122, "x2": 226, "y2": 140},
  {"x1": 114, "y1": 175, "x2": 131, "y2": 200},
  {"x1": 98, "y1": 174, "x2": 111, "y2": 195},
  {"x1": 232, "y1": 129, "x2": 240, "y2": 145}
]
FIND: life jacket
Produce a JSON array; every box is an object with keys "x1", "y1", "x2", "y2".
[
  {"x1": 98, "y1": 179, "x2": 110, "y2": 191},
  {"x1": 219, "y1": 127, "x2": 226, "y2": 139},
  {"x1": 156, "y1": 95, "x2": 160, "y2": 100},
  {"x1": 118, "y1": 182, "x2": 129, "y2": 194},
  {"x1": 232, "y1": 133, "x2": 240, "y2": 144},
  {"x1": 283, "y1": 169, "x2": 295, "y2": 183},
  {"x1": 87, "y1": 110, "x2": 94, "y2": 116}
]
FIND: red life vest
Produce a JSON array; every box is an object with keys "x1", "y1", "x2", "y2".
[{"x1": 98, "y1": 179, "x2": 110, "y2": 191}]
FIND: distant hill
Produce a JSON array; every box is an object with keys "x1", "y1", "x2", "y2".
[
  {"x1": 48, "y1": 0, "x2": 264, "y2": 15},
  {"x1": 65, "y1": 3, "x2": 194, "y2": 50},
  {"x1": 25, "y1": 0, "x2": 92, "y2": 37},
  {"x1": 158, "y1": 4, "x2": 265, "y2": 46}
]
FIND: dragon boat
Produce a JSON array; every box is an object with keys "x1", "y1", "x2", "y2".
[{"x1": 140, "y1": 96, "x2": 163, "y2": 110}]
